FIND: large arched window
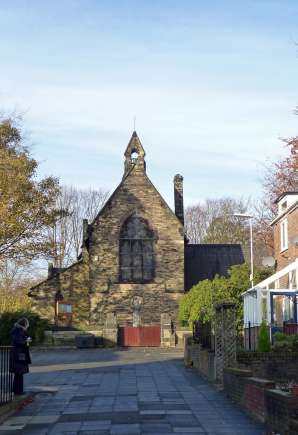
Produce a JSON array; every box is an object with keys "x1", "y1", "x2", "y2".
[{"x1": 119, "y1": 214, "x2": 155, "y2": 283}]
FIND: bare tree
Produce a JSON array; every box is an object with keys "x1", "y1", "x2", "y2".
[
  {"x1": 184, "y1": 205, "x2": 207, "y2": 244},
  {"x1": 254, "y1": 137, "x2": 298, "y2": 253},
  {"x1": 47, "y1": 186, "x2": 109, "y2": 267},
  {"x1": 185, "y1": 197, "x2": 250, "y2": 244},
  {"x1": 47, "y1": 188, "x2": 75, "y2": 268},
  {"x1": 68, "y1": 188, "x2": 109, "y2": 259}
]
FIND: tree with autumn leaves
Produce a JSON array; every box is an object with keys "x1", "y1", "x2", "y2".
[
  {"x1": 0, "y1": 116, "x2": 60, "y2": 261},
  {"x1": 185, "y1": 134, "x2": 298, "y2": 257},
  {"x1": 0, "y1": 116, "x2": 109, "y2": 308},
  {"x1": 255, "y1": 135, "x2": 298, "y2": 253}
]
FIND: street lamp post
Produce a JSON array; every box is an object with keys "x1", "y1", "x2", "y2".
[{"x1": 234, "y1": 213, "x2": 254, "y2": 288}]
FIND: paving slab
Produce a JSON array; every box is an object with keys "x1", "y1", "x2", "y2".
[{"x1": 0, "y1": 348, "x2": 265, "y2": 434}]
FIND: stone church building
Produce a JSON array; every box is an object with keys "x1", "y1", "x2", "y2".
[{"x1": 29, "y1": 132, "x2": 243, "y2": 340}]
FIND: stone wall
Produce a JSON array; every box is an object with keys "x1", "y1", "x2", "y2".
[
  {"x1": 29, "y1": 139, "x2": 185, "y2": 330},
  {"x1": 29, "y1": 253, "x2": 90, "y2": 329},
  {"x1": 88, "y1": 169, "x2": 184, "y2": 328},
  {"x1": 43, "y1": 330, "x2": 103, "y2": 346}
]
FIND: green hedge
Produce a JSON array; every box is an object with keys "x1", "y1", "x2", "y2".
[{"x1": 0, "y1": 311, "x2": 50, "y2": 345}]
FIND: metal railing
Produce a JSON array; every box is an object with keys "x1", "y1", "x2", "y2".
[
  {"x1": 0, "y1": 346, "x2": 13, "y2": 405},
  {"x1": 193, "y1": 320, "x2": 212, "y2": 349},
  {"x1": 242, "y1": 322, "x2": 298, "y2": 351}
]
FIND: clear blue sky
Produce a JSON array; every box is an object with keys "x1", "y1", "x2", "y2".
[{"x1": 1, "y1": 0, "x2": 297, "y2": 207}]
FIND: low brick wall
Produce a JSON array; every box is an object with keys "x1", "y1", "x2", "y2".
[
  {"x1": 237, "y1": 351, "x2": 298, "y2": 382},
  {"x1": 289, "y1": 418, "x2": 298, "y2": 435},
  {"x1": 266, "y1": 389, "x2": 298, "y2": 434},
  {"x1": 184, "y1": 339, "x2": 215, "y2": 382},
  {"x1": 197, "y1": 348, "x2": 215, "y2": 381},
  {"x1": 224, "y1": 368, "x2": 275, "y2": 423},
  {"x1": 224, "y1": 367, "x2": 298, "y2": 434},
  {"x1": 175, "y1": 328, "x2": 192, "y2": 349},
  {"x1": 224, "y1": 367, "x2": 252, "y2": 405}
]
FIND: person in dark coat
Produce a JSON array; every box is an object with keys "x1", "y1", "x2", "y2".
[{"x1": 10, "y1": 318, "x2": 32, "y2": 395}]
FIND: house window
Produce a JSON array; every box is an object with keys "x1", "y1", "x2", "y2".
[
  {"x1": 261, "y1": 291, "x2": 268, "y2": 321},
  {"x1": 290, "y1": 271, "x2": 297, "y2": 289},
  {"x1": 280, "y1": 219, "x2": 288, "y2": 251},
  {"x1": 58, "y1": 303, "x2": 72, "y2": 314},
  {"x1": 119, "y1": 214, "x2": 155, "y2": 283}
]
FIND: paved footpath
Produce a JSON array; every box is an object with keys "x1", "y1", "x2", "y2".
[{"x1": 0, "y1": 348, "x2": 265, "y2": 435}]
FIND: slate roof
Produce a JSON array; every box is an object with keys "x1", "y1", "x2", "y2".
[{"x1": 185, "y1": 244, "x2": 245, "y2": 291}]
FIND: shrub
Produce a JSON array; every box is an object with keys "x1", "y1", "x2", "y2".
[
  {"x1": 273, "y1": 331, "x2": 287, "y2": 342},
  {"x1": 272, "y1": 332, "x2": 298, "y2": 352},
  {"x1": 0, "y1": 310, "x2": 50, "y2": 345},
  {"x1": 178, "y1": 263, "x2": 273, "y2": 329},
  {"x1": 257, "y1": 321, "x2": 271, "y2": 352},
  {"x1": 0, "y1": 290, "x2": 32, "y2": 313}
]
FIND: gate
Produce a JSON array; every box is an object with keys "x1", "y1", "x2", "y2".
[
  {"x1": 0, "y1": 346, "x2": 13, "y2": 405},
  {"x1": 118, "y1": 325, "x2": 161, "y2": 347}
]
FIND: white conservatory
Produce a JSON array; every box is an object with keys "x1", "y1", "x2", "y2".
[{"x1": 242, "y1": 259, "x2": 298, "y2": 349}]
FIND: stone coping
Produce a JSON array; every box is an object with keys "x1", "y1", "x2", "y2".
[
  {"x1": 45, "y1": 330, "x2": 102, "y2": 336},
  {"x1": 224, "y1": 367, "x2": 252, "y2": 377},
  {"x1": 248, "y1": 377, "x2": 275, "y2": 387},
  {"x1": 266, "y1": 388, "x2": 297, "y2": 402}
]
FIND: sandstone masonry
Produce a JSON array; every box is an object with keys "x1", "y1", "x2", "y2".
[{"x1": 29, "y1": 132, "x2": 185, "y2": 330}]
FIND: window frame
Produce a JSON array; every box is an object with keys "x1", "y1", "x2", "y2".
[
  {"x1": 280, "y1": 218, "x2": 288, "y2": 252},
  {"x1": 119, "y1": 216, "x2": 155, "y2": 284}
]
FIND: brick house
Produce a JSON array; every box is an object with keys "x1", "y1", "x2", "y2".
[
  {"x1": 29, "y1": 131, "x2": 243, "y2": 337},
  {"x1": 271, "y1": 191, "x2": 298, "y2": 277},
  {"x1": 243, "y1": 187, "x2": 298, "y2": 348}
]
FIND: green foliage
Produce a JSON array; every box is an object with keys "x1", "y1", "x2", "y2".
[
  {"x1": 179, "y1": 263, "x2": 273, "y2": 329},
  {"x1": 257, "y1": 321, "x2": 271, "y2": 352},
  {"x1": 0, "y1": 310, "x2": 50, "y2": 345},
  {"x1": 272, "y1": 332, "x2": 298, "y2": 352},
  {"x1": 0, "y1": 116, "x2": 60, "y2": 260}
]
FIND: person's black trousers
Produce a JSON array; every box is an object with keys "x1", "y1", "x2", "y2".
[{"x1": 13, "y1": 373, "x2": 24, "y2": 395}]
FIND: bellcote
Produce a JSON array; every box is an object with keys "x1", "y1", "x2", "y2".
[{"x1": 124, "y1": 131, "x2": 146, "y2": 176}]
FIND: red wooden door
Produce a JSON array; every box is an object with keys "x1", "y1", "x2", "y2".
[
  {"x1": 140, "y1": 326, "x2": 161, "y2": 346},
  {"x1": 118, "y1": 325, "x2": 160, "y2": 347}
]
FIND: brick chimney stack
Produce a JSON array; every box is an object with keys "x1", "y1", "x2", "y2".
[{"x1": 174, "y1": 174, "x2": 184, "y2": 225}]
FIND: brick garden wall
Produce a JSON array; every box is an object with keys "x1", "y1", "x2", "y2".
[
  {"x1": 224, "y1": 368, "x2": 275, "y2": 423},
  {"x1": 237, "y1": 352, "x2": 298, "y2": 382},
  {"x1": 266, "y1": 389, "x2": 298, "y2": 434},
  {"x1": 224, "y1": 367, "x2": 298, "y2": 433},
  {"x1": 184, "y1": 340, "x2": 216, "y2": 382}
]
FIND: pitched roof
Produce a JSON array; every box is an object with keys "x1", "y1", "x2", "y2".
[
  {"x1": 274, "y1": 191, "x2": 298, "y2": 204},
  {"x1": 90, "y1": 132, "x2": 183, "y2": 228},
  {"x1": 185, "y1": 244, "x2": 244, "y2": 290}
]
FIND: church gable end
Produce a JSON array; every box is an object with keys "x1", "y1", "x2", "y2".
[
  {"x1": 29, "y1": 131, "x2": 184, "y2": 330},
  {"x1": 88, "y1": 132, "x2": 184, "y2": 326}
]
